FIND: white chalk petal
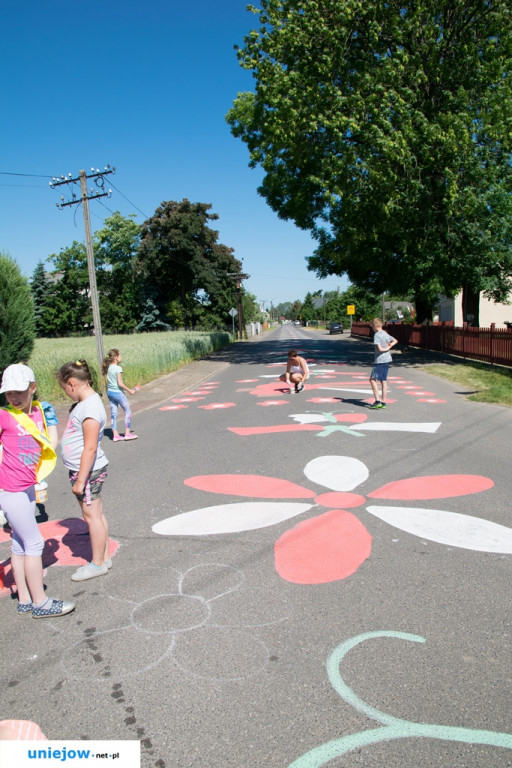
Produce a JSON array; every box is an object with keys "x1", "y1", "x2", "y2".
[
  {"x1": 358, "y1": 422, "x2": 441, "y2": 433},
  {"x1": 366, "y1": 506, "x2": 512, "y2": 553},
  {"x1": 152, "y1": 502, "x2": 313, "y2": 536},
  {"x1": 290, "y1": 413, "x2": 330, "y2": 424},
  {"x1": 304, "y1": 456, "x2": 369, "y2": 491}
]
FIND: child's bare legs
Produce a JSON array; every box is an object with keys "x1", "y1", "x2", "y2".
[
  {"x1": 78, "y1": 497, "x2": 109, "y2": 565},
  {"x1": 370, "y1": 378, "x2": 380, "y2": 401},
  {"x1": 380, "y1": 380, "x2": 388, "y2": 403},
  {"x1": 10, "y1": 553, "x2": 46, "y2": 605}
]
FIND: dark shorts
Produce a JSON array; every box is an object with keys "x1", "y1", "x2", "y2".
[
  {"x1": 370, "y1": 363, "x2": 390, "y2": 381},
  {"x1": 69, "y1": 465, "x2": 108, "y2": 505}
]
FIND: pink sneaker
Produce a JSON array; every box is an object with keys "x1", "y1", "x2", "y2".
[
  {"x1": 124, "y1": 433, "x2": 138, "y2": 440},
  {"x1": 113, "y1": 435, "x2": 124, "y2": 442}
]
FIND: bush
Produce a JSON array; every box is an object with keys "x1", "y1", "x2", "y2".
[{"x1": 0, "y1": 252, "x2": 36, "y2": 374}]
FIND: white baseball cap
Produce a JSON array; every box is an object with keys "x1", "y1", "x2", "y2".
[{"x1": 0, "y1": 364, "x2": 36, "y2": 394}]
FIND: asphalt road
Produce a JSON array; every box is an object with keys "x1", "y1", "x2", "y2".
[{"x1": 1, "y1": 326, "x2": 512, "y2": 768}]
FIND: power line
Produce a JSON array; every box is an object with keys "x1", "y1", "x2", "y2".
[
  {"x1": 0, "y1": 171, "x2": 53, "y2": 178},
  {"x1": 107, "y1": 180, "x2": 148, "y2": 219},
  {"x1": 0, "y1": 183, "x2": 48, "y2": 188}
]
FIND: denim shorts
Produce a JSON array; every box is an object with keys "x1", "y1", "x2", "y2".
[{"x1": 370, "y1": 363, "x2": 390, "y2": 381}]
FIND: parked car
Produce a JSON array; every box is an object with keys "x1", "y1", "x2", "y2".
[{"x1": 329, "y1": 322, "x2": 344, "y2": 334}]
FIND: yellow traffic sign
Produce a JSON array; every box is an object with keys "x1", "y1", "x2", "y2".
[{"x1": 347, "y1": 305, "x2": 355, "y2": 315}]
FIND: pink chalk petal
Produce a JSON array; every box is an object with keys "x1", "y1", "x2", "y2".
[
  {"x1": 274, "y1": 509, "x2": 372, "y2": 584},
  {"x1": 199, "y1": 403, "x2": 237, "y2": 410},
  {"x1": 335, "y1": 414, "x2": 368, "y2": 424},
  {"x1": 229, "y1": 424, "x2": 319, "y2": 435},
  {"x1": 184, "y1": 474, "x2": 315, "y2": 498},
  {"x1": 368, "y1": 474, "x2": 494, "y2": 500},
  {"x1": 314, "y1": 492, "x2": 366, "y2": 508}
]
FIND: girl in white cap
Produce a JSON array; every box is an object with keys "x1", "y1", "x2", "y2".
[{"x1": 0, "y1": 364, "x2": 75, "y2": 618}]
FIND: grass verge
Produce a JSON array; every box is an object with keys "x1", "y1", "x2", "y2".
[
  {"x1": 29, "y1": 331, "x2": 231, "y2": 403},
  {"x1": 422, "y1": 361, "x2": 512, "y2": 407}
]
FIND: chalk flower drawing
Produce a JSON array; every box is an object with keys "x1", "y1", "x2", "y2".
[
  {"x1": 153, "y1": 455, "x2": 512, "y2": 585},
  {"x1": 288, "y1": 631, "x2": 512, "y2": 767},
  {"x1": 62, "y1": 564, "x2": 287, "y2": 682}
]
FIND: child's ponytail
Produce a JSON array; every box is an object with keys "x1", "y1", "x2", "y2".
[
  {"x1": 101, "y1": 349, "x2": 120, "y2": 376},
  {"x1": 57, "y1": 359, "x2": 94, "y2": 388}
]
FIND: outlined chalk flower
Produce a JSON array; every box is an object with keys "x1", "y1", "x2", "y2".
[
  {"x1": 61, "y1": 564, "x2": 288, "y2": 682},
  {"x1": 152, "y1": 456, "x2": 512, "y2": 585}
]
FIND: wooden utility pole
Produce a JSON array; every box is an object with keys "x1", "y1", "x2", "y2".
[
  {"x1": 50, "y1": 166, "x2": 115, "y2": 374},
  {"x1": 79, "y1": 170, "x2": 104, "y2": 367},
  {"x1": 228, "y1": 272, "x2": 250, "y2": 339}
]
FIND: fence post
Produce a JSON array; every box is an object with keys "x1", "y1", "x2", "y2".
[
  {"x1": 463, "y1": 322, "x2": 467, "y2": 360},
  {"x1": 490, "y1": 323, "x2": 495, "y2": 366},
  {"x1": 441, "y1": 321, "x2": 446, "y2": 354}
]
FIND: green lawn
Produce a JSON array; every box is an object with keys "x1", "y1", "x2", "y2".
[{"x1": 422, "y1": 361, "x2": 512, "y2": 407}]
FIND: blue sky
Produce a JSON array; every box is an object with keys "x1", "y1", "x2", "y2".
[{"x1": 1, "y1": 0, "x2": 347, "y2": 308}]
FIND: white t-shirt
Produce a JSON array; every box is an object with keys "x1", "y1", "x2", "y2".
[
  {"x1": 373, "y1": 330, "x2": 395, "y2": 364},
  {"x1": 61, "y1": 393, "x2": 108, "y2": 471}
]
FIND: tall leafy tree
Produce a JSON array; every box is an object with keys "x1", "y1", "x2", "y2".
[
  {"x1": 300, "y1": 292, "x2": 316, "y2": 324},
  {"x1": 243, "y1": 291, "x2": 266, "y2": 324},
  {"x1": 227, "y1": 0, "x2": 512, "y2": 321},
  {"x1": 0, "y1": 252, "x2": 36, "y2": 372},
  {"x1": 94, "y1": 212, "x2": 141, "y2": 333},
  {"x1": 136, "y1": 199, "x2": 242, "y2": 327},
  {"x1": 45, "y1": 242, "x2": 92, "y2": 336}
]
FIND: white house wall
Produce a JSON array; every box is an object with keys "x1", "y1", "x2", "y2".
[{"x1": 438, "y1": 292, "x2": 512, "y2": 327}]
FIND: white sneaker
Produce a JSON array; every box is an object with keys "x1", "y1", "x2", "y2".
[{"x1": 71, "y1": 562, "x2": 108, "y2": 581}]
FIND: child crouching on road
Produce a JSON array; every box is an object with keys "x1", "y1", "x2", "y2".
[{"x1": 279, "y1": 350, "x2": 309, "y2": 393}]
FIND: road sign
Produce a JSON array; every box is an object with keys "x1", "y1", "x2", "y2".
[
  {"x1": 347, "y1": 305, "x2": 355, "y2": 315},
  {"x1": 228, "y1": 308, "x2": 237, "y2": 317}
]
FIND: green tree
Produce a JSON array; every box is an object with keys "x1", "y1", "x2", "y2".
[
  {"x1": 94, "y1": 212, "x2": 141, "y2": 333},
  {"x1": 45, "y1": 242, "x2": 92, "y2": 336},
  {"x1": 275, "y1": 301, "x2": 293, "y2": 320},
  {"x1": 323, "y1": 291, "x2": 346, "y2": 324},
  {"x1": 227, "y1": 0, "x2": 512, "y2": 321},
  {"x1": 136, "y1": 299, "x2": 172, "y2": 332},
  {"x1": 0, "y1": 252, "x2": 36, "y2": 373},
  {"x1": 31, "y1": 261, "x2": 51, "y2": 337},
  {"x1": 291, "y1": 300, "x2": 303, "y2": 321},
  {"x1": 301, "y1": 292, "x2": 316, "y2": 324},
  {"x1": 340, "y1": 286, "x2": 382, "y2": 322},
  {"x1": 243, "y1": 292, "x2": 266, "y2": 324},
  {"x1": 136, "y1": 200, "x2": 242, "y2": 327}
]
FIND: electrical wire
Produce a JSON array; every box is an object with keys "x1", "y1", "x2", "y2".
[
  {"x1": 0, "y1": 183, "x2": 48, "y2": 188},
  {"x1": 98, "y1": 199, "x2": 116, "y2": 216},
  {"x1": 107, "y1": 180, "x2": 149, "y2": 219},
  {"x1": 0, "y1": 171, "x2": 53, "y2": 177}
]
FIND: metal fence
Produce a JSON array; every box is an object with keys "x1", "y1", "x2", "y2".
[{"x1": 351, "y1": 322, "x2": 512, "y2": 367}]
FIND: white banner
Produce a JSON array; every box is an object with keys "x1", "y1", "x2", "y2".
[{"x1": 0, "y1": 741, "x2": 140, "y2": 767}]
